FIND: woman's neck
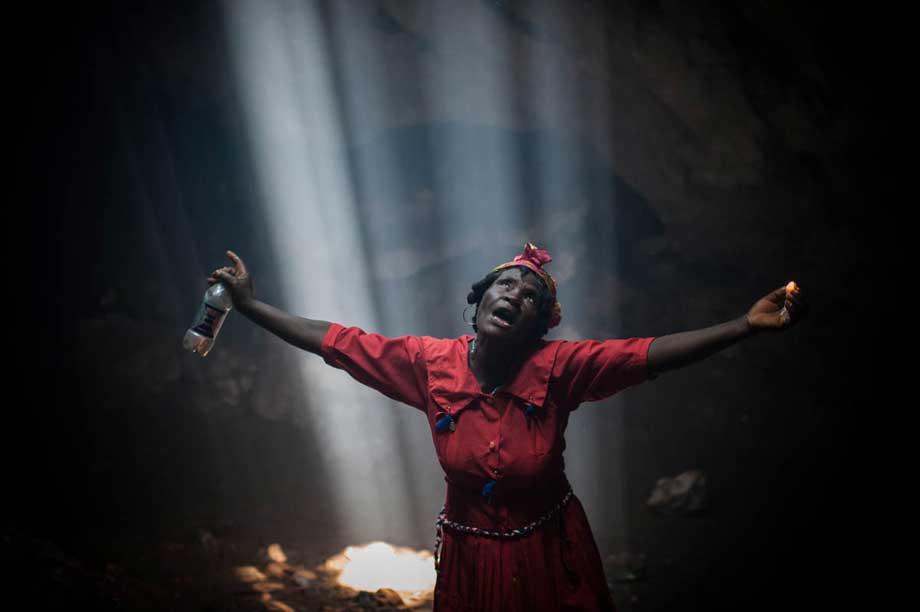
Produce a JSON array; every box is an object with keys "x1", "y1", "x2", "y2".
[{"x1": 469, "y1": 333, "x2": 525, "y2": 393}]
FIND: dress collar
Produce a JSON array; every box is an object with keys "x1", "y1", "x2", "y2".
[{"x1": 426, "y1": 335, "x2": 560, "y2": 414}]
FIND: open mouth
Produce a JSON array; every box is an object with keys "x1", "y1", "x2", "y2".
[{"x1": 489, "y1": 306, "x2": 517, "y2": 329}]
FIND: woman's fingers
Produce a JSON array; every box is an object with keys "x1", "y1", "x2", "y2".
[
  {"x1": 208, "y1": 266, "x2": 235, "y2": 281},
  {"x1": 787, "y1": 289, "x2": 807, "y2": 308},
  {"x1": 213, "y1": 269, "x2": 236, "y2": 284},
  {"x1": 747, "y1": 283, "x2": 806, "y2": 331},
  {"x1": 781, "y1": 290, "x2": 809, "y2": 327},
  {"x1": 226, "y1": 250, "x2": 248, "y2": 276},
  {"x1": 207, "y1": 254, "x2": 254, "y2": 307},
  {"x1": 762, "y1": 286, "x2": 785, "y2": 306},
  {"x1": 783, "y1": 287, "x2": 808, "y2": 319}
]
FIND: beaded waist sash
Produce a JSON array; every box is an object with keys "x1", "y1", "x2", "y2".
[{"x1": 433, "y1": 485, "x2": 574, "y2": 572}]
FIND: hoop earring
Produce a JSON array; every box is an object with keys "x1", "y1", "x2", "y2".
[{"x1": 462, "y1": 305, "x2": 476, "y2": 326}]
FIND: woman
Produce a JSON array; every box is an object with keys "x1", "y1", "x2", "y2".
[{"x1": 209, "y1": 243, "x2": 806, "y2": 611}]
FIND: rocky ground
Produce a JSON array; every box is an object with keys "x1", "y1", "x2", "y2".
[
  {"x1": 6, "y1": 524, "x2": 428, "y2": 612},
  {"x1": 5, "y1": 523, "x2": 673, "y2": 612}
]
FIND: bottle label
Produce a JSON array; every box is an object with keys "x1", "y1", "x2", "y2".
[{"x1": 191, "y1": 302, "x2": 229, "y2": 339}]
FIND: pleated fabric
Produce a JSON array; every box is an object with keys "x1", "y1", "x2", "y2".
[{"x1": 434, "y1": 494, "x2": 615, "y2": 612}]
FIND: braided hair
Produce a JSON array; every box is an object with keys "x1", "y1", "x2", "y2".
[{"x1": 466, "y1": 266, "x2": 554, "y2": 339}]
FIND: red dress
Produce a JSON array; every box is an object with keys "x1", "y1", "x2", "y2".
[{"x1": 322, "y1": 324, "x2": 655, "y2": 612}]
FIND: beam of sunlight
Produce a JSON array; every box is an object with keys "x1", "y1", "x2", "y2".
[
  {"x1": 525, "y1": 3, "x2": 623, "y2": 535},
  {"x1": 223, "y1": 0, "x2": 414, "y2": 544},
  {"x1": 421, "y1": 3, "x2": 528, "y2": 259},
  {"x1": 225, "y1": 0, "x2": 637, "y2": 553}
]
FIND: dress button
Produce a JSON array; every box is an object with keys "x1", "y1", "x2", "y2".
[
  {"x1": 488, "y1": 440, "x2": 496, "y2": 451},
  {"x1": 493, "y1": 468, "x2": 501, "y2": 476}
]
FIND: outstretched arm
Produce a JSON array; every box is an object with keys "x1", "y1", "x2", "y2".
[
  {"x1": 646, "y1": 283, "x2": 807, "y2": 376},
  {"x1": 209, "y1": 250, "x2": 429, "y2": 411},
  {"x1": 209, "y1": 251, "x2": 331, "y2": 355}
]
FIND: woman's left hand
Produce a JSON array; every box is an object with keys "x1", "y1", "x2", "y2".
[{"x1": 745, "y1": 282, "x2": 808, "y2": 332}]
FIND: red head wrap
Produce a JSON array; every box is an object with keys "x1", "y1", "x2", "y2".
[{"x1": 492, "y1": 243, "x2": 562, "y2": 329}]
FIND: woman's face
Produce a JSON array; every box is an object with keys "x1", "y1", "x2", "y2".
[{"x1": 474, "y1": 267, "x2": 543, "y2": 344}]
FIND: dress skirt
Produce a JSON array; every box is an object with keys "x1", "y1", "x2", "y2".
[{"x1": 433, "y1": 493, "x2": 615, "y2": 612}]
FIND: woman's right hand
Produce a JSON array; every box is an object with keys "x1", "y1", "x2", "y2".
[{"x1": 208, "y1": 250, "x2": 255, "y2": 309}]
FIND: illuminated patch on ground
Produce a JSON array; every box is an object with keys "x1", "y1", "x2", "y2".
[{"x1": 326, "y1": 541, "x2": 436, "y2": 603}]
